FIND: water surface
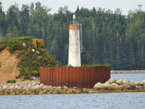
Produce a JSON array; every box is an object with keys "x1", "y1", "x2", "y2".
[
  {"x1": 0, "y1": 93, "x2": 145, "y2": 109},
  {"x1": 111, "y1": 73, "x2": 145, "y2": 82}
]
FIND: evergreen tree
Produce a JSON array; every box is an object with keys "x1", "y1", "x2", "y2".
[{"x1": 1, "y1": 2, "x2": 145, "y2": 69}]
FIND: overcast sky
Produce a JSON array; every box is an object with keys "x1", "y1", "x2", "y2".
[{"x1": 1, "y1": 0, "x2": 145, "y2": 15}]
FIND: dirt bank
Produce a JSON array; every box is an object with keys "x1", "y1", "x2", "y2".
[{"x1": 0, "y1": 48, "x2": 22, "y2": 82}]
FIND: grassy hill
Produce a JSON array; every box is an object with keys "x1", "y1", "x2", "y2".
[{"x1": 0, "y1": 36, "x2": 60, "y2": 80}]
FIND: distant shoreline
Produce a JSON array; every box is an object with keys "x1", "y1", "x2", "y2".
[{"x1": 111, "y1": 70, "x2": 145, "y2": 74}]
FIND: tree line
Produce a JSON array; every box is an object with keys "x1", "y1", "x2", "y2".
[{"x1": 0, "y1": 2, "x2": 145, "y2": 70}]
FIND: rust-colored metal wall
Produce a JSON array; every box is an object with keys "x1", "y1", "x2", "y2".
[{"x1": 40, "y1": 67, "x2": 110, "y2": 88}]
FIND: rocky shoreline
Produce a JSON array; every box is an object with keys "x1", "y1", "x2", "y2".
[{"x1": 0, "y1": 78, "x2": 145, "y2": 95}]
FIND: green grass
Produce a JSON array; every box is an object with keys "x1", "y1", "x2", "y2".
[
  {"x1": 0, "y1": 36, "x2": 33, "y2": 53},
  {"x1": 6, "y1": 80, "x2": 16, "y2": 83},
  {"x1": 0, "y1": 43, "x2": 6, "y2": 51},
  {"x1": 81, "y1": 64, "x2": 110, "y2": 69}
]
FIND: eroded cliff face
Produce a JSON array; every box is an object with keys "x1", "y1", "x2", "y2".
[{"x1": 0, "y1": 48, "x2": 21, "y2": 82}]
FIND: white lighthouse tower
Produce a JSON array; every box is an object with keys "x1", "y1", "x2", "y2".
[{"x1": 68, "y1": 15, "x2": 82, "y2": 67}]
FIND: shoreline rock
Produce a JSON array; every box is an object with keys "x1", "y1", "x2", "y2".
[
  {"x1": 94, "y1": 78, "x2": 145, "y2": 91},
  {"x1": 0, "y1": 78, "x2": 145, "y2": 95}
]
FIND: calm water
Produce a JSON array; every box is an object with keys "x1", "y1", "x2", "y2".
[
  {"x1": 0, "y1": 93, "x2": 145, "y2": 109},
  {"x1": 111, "y1": 73, "x2": 145, "y2": 82},
  {"x1": 0, "y1": 73, "x2": 145, "y2": 109}
]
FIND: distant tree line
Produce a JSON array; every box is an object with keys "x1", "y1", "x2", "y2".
[{"x1": 0, "y1": 2, "x2": 145, "y2": 70}]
